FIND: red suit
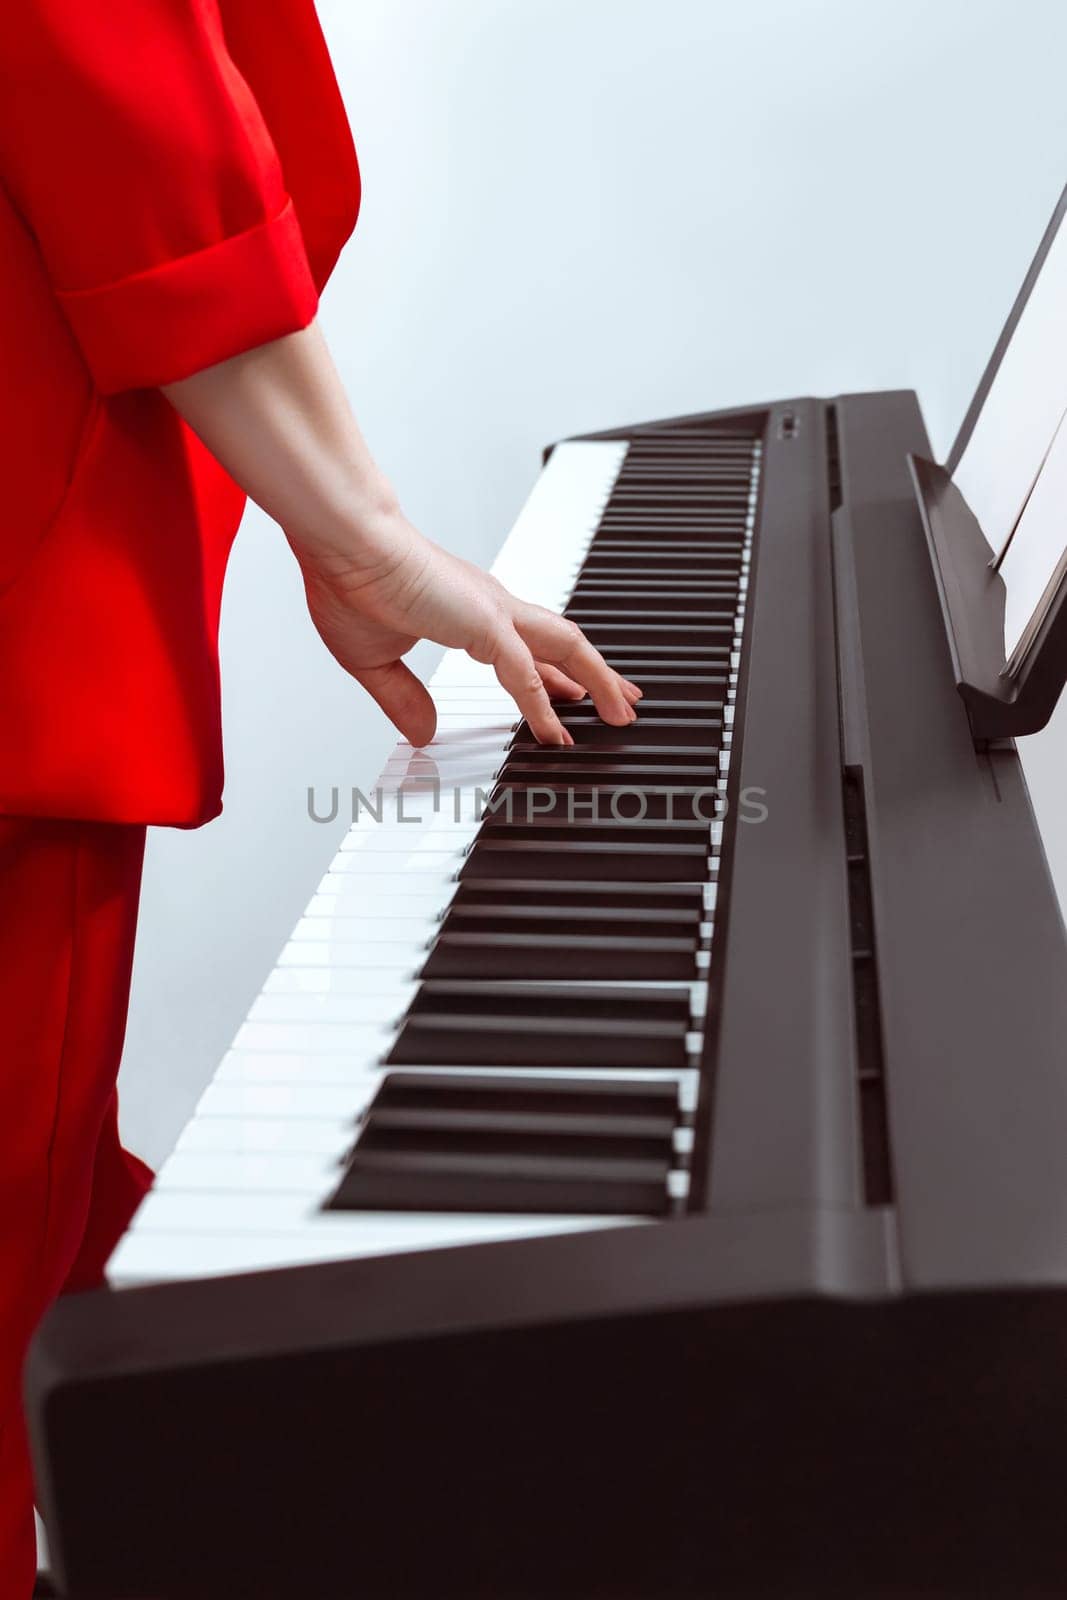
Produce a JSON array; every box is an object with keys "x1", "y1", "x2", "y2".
[{"x1": 0, "y1": 1, "x2": 360, "y2": 1588}]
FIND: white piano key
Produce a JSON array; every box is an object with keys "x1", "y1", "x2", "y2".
[
  {"x1": 339, "y1": 809, "x2": 479, "y2": 839},
  {"x1": 426, "y1": 715, "x2": 520, "y2": 734},
  {"x1": 289, "y1": 915, "x2": 433, "y2": 943},
  {"x1": 275, "y1": 943, "x2": 426, "y2": 973},
  {"x1": 196, "y1": 1081, "x2": 377, "y2": 1120},
  {"x1": 431, "y1": 687, "x2": 527, "y2": 704},
  {"x1": 176, "y1": 1112, "x2": 352, "y2": 1152},
  {"x1": 262, "y1": 968, "x2": 418, "y2": 997},
  {"x1": 378, "y1": 750, "x2": 505, "y2": 775},
  {"x1": 373, "y1": 777, "x2": 504, "y2": 808},
  {"x1": 667, "y1": 1170, "x2": 691, "y2": 1203},
  {"x1": 316, "y1": 866, "x2": 460, "y2": 895},
  {"x1": 233, "y1": 1021, "x2": 398, "y2": 1054},
  {"x1": 377, "y1": 742, "x2": 504, "y2": 768},
  {"x1": 340, "y1": 797, "x2": 483, "y2": 826},
  {"x1": 429, "y1": 657, "x2": 500, "y2": 683},
  {"x1": 157, "y1": 1150, "x2": 341, "y2": 1195},
  {"x1": 108, "y1": 1213, "x2": 634, "y2": 1286},
  {"x1": 257, "y1": 968, "x2": 415, "y2": 998},
  {"x1": 336, "y1": 830, "x2": 478, "y2": 856},
  {"x1": 324, "y1": 849, "x2": 462, "y2": 875},
  {"x1": 397, "y1": 726, "x2": 515, "y2": 752},
  {"x1": 213, "y1": 1052, "x2": 383, "y2": 1086},
  {"x1": 250, "y1": 991, "x2": 415, "y2": 1023},
  {"x1": 306, "y1": 887, "x2": 451, "y2": 918}
]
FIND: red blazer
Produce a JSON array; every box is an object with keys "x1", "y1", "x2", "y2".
[{"x1": 0, "y1": 0, "x2": 360, "y2": 826}]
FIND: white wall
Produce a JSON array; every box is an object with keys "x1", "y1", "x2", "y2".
[{"x1": 119, "y1": 0, "x2": 1067, "y2": 1166}]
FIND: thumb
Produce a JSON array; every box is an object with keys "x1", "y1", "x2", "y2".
[{"x1": 355, "y1": 660, "x2": 437, "y2": 747}]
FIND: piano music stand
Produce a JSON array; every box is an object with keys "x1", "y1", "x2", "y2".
[
  {"x1": 909, "y1": 178, "x2": 1067, "y2": 742},
  {"x1": 908, "y1": 451, "x2": 1067, "y2": 739}
]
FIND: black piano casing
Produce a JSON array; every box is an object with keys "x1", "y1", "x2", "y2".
[{"x1": 27, "y1": 391, "x2": 1067, "y2": 1598}]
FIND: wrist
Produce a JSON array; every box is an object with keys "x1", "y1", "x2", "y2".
[{"x1": 284, "y1": 476, "x2": 412, "y2": 583}]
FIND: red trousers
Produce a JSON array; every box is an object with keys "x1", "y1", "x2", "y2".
[{"x1": 0, "y1": 817, "x2": 152, "y2": 1597}]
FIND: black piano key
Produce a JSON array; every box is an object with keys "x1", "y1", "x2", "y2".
[
  {"x1": 496, "y1": 762, "x2": 719, "y2": 785},
  {"x1": 611, "y1": 480, "x2": 749, "y2": 492},
  {"x1": 577, "y1": 578, "x2": 740, "y2": 594},
  {"x1": 389, "y1": 984, "x2": 693, "y2": 1069},
  {"x1": 358, "y1": 1114, "x2": 670, "y2": 1160},
  {"x1": 572, "y1": 574, "x2": 741, "y2": 588},
  {"x1": 422, "y1": 931, "x2": 700, "y2": 981},
  {"x1": 557, "y1": 702, "x2": 724, "y2": 722},
  {"x1": 572, "y1": 575, "x2": 741, "y2": 589},
  {"x1": 580, "y1": 545, "x2": 743, "y2": 559},
  {"x1": 583, "y1": 557, "x2": 743, "y2": 567},
  {"x1": 387, "y1": 1013, "x2": 690, "y2": 1068},
  {"x1": 567, "y1": 610, "x2": 735, "y2": 628},
  {"x1": 561, "y1": 699, "x2": 724, "y2": 716},
  {"x1": 575, "y1": 674, "x2": 728, "y2": 701},
  {"x1": 369, "y1": 1072, "x2": 680, "y2": 1118},
  {"x1": 574, "y1": 623, "x2": 734, "y2": 647},
  {"x1": 585, "y1": 661, "x2": 732, "y2": 681},
  {"x1": 612, "y1": 462, "x2": 752, "y2": 474},
  {"x1": 504, "y1": 743, "x2": 721, "y2": 768},
  {"x1": 405, "y1": 981, "x2": 692, "y2": 1023},
  {"x1": 617, "y1": 459, "x2": 750, "y2": 467},
  {"x1": 571, "y1": 595, "x2": 740, "y2": 609},
  {"x1": 327, "y1": 1147, "x2": 673, "y2": 1215},
  {"x1": 601, "y1": 496, "x2": 750, "y2": 510},
  {"x1": 489, "y1": 786, "x2": 720, "y2": 819},
  {"x1": 474, "y1": 819, "x2": 713, "y2": 845},
  {"x1": 585, "y1": 540, "x2": 742, "y2": 553},
  {"x1": 624, "y1": 443, "x2": 751, "y2": 453},
  {"x1": 601, "y1": 487, "x2": 750, "y2": 501},
  {"x1": 576, "y1": 557, "x2": 743, "y2": 571},
  {"x1": 614, "y1": 465, "x2": 752, "y2": 475},
  {"x1": 594, "y1": 521, "x2": 748, "y2": 538},
  {"x1": 584, "y1": 540, "x2": 746, "y2": 555},
  {"x1": 547, "y1": 715, "x2": 722, "y2": 748},
  {"x1": 449, "y1": 880, "x2": 706, "y2": 913},
  {"x1": 569, "y1": 590, "x2": 739, "y2": 612},
  {"x1": 603, "y1": 504, "x2": 747, "y2": 516},
  {"x1": 458, "y1": 838, "x2": 711, "y2": 882},
  {"x1": 482, "y1": 785, "x2": 724, "y2": 823},
  {"x1": 438, "y1": 902, "x2": 700, "y2": 934}
]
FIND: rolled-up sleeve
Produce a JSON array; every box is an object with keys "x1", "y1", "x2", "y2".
[{"x1": 0, "y1": 0, "x2": 319, "y2": 394}]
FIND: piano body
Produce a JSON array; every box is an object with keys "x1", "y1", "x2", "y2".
[{"x1": 27, "y1": 196, "x2": 1067, "y2": 1598}]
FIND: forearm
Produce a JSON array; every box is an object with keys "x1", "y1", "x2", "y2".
[{"x1": 162, "y1": 321, "x2": 402, "y2": 576}]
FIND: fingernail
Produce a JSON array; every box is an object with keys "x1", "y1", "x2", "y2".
[{"x1": 563, "y1": 728, "x2": 575, "y2": 746}]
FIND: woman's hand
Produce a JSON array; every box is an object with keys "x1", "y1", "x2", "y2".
[
  {"x1": 161, "y1": 321, "x2": 639, "y2": 746},
  {"x1": 296, "y1": 510, "x2": 641, "y2": 747}
]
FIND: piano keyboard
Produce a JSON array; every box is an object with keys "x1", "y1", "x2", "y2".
[{"x1": 109, "y1": 431, "x2": 760, "y2": 1286}]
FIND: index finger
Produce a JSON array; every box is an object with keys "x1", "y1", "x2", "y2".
[
  {"x1": 488, "y1": 627, "x2": 575, "y2": 746},
  {"x1": 514, "y1": 604, "x2": 639, "y2": 727}
]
